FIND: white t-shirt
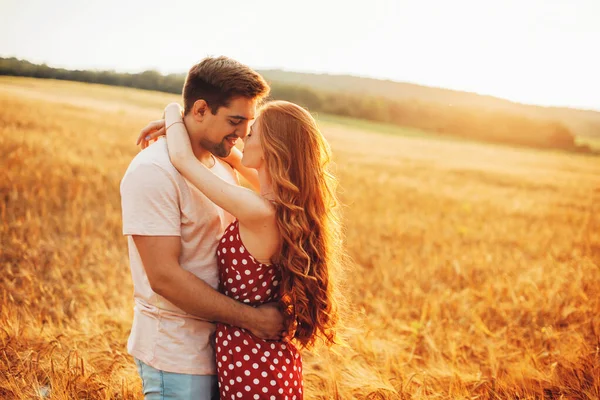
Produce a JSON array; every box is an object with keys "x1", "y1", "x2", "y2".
[{"x1": 120, "y1": 138, "x2": 237, "y2": 375}]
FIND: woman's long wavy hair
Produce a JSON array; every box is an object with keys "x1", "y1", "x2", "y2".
[{"x1": 257, "y1": 101, "x2": 343, "y2": 349}]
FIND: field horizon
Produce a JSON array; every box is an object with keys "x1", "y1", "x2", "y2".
[
  {"x1": 3, "y1": 57, "x2": 599, "y2": 150},
  {"x1": 1, "y1": 77, "x2": 599, "y2": 399}
]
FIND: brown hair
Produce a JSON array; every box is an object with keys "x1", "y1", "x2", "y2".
[
  {"x1": 257, "y1": 100, "x2": 344, "y2": 349},
  {"x1": 182, "y1": 56, "x2": 270, "y2": 115}
]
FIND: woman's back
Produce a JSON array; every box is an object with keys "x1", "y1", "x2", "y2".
[{"x1": 216, "y1": 219, "x2": 303, "y2": 399}]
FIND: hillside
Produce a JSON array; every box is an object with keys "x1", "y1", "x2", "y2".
[
  {"x1": 1, "y1": 57, "x2": 597, "y2": 151},
  {"x1": 260, "y1": 70, "x2": 600, "y2": 138}
]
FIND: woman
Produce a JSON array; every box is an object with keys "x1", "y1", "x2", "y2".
[{"x1": 139, "y1": 100, "x2": 342, "y2": 399}]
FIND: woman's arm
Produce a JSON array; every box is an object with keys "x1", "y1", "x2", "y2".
[
  {"x1": 164, "y1": 103, "x2": 273, "y2": 224},
  {"x1": 220, "y1": 146, "x2": 261, "y2": 192},
  {"x1": 136, "y1": 119, "x2": 260, "y2": 193}
]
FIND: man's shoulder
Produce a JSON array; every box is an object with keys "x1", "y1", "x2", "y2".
[
  {"x1": 125, "y1": 139, "x2": 178, "y2": 175},
  {"x1": 121, "y1": 139, "x2": 183, "y2": 189}
]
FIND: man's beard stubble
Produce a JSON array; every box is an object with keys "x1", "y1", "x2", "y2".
[{"x1": 199, "y1": 137, "x2": 231, "y2": 158}]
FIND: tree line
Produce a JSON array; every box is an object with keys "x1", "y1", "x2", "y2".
[{"x1": 0, "y1": 57, "x2": 591, "y2": 153}]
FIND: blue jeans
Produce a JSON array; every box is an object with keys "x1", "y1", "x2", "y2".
[{"x1": 134, "y1": 358, "x2": 219, "y2": 400}]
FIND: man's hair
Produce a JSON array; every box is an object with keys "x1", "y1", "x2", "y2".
[{"x1": 182, "y1": 56, "x2": 270, "y2": 115}]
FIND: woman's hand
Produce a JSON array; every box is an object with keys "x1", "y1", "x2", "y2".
[
  {"x1": 137, "y1": 119, "x2": 166, "y2": 150},
  {"x1": 136, "y1": 104, "x2": 183, "y2": 150}
]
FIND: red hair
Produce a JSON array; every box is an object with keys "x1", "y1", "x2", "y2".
[{"x1": 257, "y1": 101, "x2": 343, "y2": 348}]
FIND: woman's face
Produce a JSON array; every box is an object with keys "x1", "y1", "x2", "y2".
[{"x1": 241, "y1": 118, "x2": 265, "y2": 169}]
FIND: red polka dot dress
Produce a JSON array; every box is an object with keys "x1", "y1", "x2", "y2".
[{"x1": 215, "y1": 220, "x2": 303, "y2": 400}]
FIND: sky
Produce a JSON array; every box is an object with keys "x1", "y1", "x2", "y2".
[{"x1": 1, "y1": 0, "x2": 599, "y2": 110}]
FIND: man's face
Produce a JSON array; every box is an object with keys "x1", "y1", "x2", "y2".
[{"x1": 198, "y1": 96, "x2": 257, "y2": 157}]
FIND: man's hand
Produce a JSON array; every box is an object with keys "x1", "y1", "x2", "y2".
[{"x1": 246, "y1": 302, "x2": 285, "y2": 341}]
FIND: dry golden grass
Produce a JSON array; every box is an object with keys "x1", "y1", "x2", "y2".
[{"x1": 1, "y1": 76, "x2": 599, "y2": 399}]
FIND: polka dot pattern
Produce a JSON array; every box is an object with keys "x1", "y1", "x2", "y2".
[{"x1": 216, "y1": 220, "x2": 303, "y2": 399}]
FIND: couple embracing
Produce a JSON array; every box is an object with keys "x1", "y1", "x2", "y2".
[{"x1": 120, "y1": 56, "x2": 343, "y2": 399}]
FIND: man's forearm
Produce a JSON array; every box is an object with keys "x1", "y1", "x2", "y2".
[{"x1": 153, "y1": 266, "x2": 259, "y2": 330}]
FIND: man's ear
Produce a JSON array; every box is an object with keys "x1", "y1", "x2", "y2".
[{"x1": 192, "y1": 99, "x2": 209, "y2": 121}]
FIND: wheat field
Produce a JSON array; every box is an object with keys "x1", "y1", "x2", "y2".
[{"x1": 1, "y1": 76, "x2": 599, "y2": 399}]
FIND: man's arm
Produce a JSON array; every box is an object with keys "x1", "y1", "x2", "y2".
[
  {"x1": 120, "y1": 161, "x2": 283, "y2": 339},
  {"x1": 132, "y1": 235, "x2": 283, "y2": 339}
]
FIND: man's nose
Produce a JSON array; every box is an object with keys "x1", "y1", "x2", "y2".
[
  {"x1": 230, "y1": 128, "x2": 242, "y2": 138},
  {"x1": 236, "y1": 124, "x2": 250, "y2": 139}
]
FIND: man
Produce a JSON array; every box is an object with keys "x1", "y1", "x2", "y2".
[{"x1": 120, "y1": 56, "x2": 283, "y2": 400}]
